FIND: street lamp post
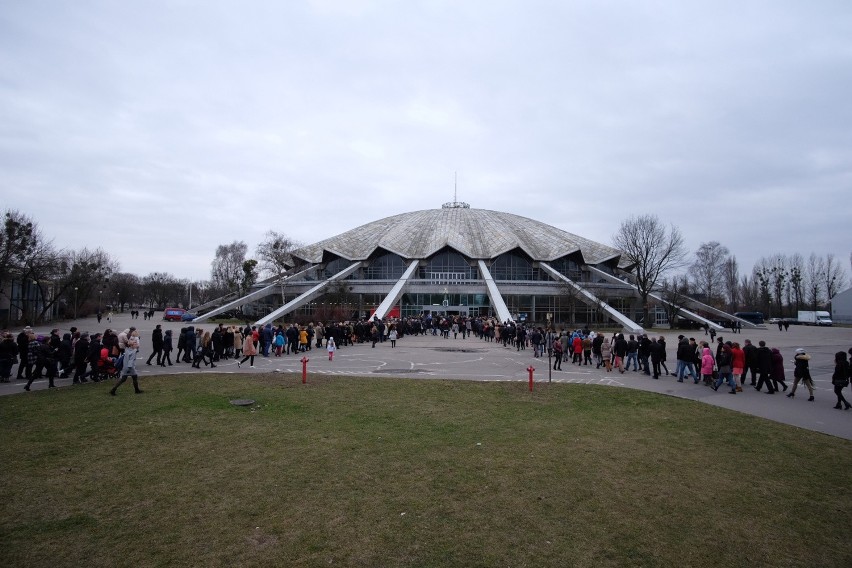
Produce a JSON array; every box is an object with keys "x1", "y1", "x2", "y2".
[
  {"x1": 32, "y1": 280, "x2": 38, "y2": 324},
  {"x1": 74, "y1": 287, "x2": 78, "y2": 320},
  {"x1": 546, "y1": 313, "x2": 553, "y2": 383},
  {"x1": 98, "y1": 290, "x2": 102, "y2": 314}
]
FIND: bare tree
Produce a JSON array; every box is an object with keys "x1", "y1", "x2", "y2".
[
  {"x1": 658, "y1": 274, "x2": 690, "y2": 328},
  {"x1": 788, "y1": 253, "x2": 804, "y2": 315},
  {"x1": 211, "y1": 241, "x2": 249, "y2": 292},
  {"x1": 690, "y1": 241, "x2": 730, "y2": 306},
  {"x1": 142, "y1": 272, "x2": 184, "y2": 309},
  {"x1": 754, "y1": 255, "x2": 787, "y2": 316},
  {"x1": 824, "y1": 253, "x2": 847, "y2": 307},
  {"x1": 722, "y1": 256, "x2": 740, "y2": 313},
  {"x1": 110, "y1": 272, "x2": 141, "y2": 312},
  {"x1": 256, "y1": 231, "x2": 301, "y2": 303},
  {"x1": 612, "y1": 214, "x2": 688, "y2": 326},
  {"x1": 738, "y1": 273, "x2": 759, "y2": 311},
  {"x1": 805, "y1": 253, "x2": 825, "y2": 310}
]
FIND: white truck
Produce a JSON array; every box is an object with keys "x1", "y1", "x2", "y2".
[{"x1": 797, "y1": 310, "x2": 833, "y2": 326}]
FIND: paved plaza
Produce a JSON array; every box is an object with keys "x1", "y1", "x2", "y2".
[{"x1": 4, "y1": 313, "x2": 852, "y2": 440}]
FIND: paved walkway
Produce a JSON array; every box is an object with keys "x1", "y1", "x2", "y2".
[{"x1": 4, "y1": 314, "x2": 852, "y2": 440}]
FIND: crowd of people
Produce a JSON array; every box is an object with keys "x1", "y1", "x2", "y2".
[{"x1": 2, "y1": 314, "x2": 851, "y2": 410}]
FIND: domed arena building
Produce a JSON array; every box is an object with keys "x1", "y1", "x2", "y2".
[{"x1": 194, "y1": 202, "x2": 741, "y2": 331}]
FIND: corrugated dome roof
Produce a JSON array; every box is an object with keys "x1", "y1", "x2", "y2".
[{"x1": 291, "y1": 206, "x2": 625, "y2": 267}]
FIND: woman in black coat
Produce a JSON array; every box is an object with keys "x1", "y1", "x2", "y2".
[{"x1": 831, "y1": 351, "x2": 851, "y2": 410}]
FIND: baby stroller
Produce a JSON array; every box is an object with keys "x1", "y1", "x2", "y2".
[{"x1": 98, "y1": 352, "x2": 121, "y2": 381}]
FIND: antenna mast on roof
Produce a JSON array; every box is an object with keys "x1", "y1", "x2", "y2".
[{"x1": 442, "y1": 171, "x2": 470, "y2": 209}]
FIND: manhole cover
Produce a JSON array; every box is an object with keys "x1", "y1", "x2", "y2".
[
  {"x1": 230, "y1": 399, "x2": 256, "y2": 407},
  {"x1": 431, "y1": 347, "x2": 486, "y2": 353}
]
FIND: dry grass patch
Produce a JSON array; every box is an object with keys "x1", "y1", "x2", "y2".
[{"x1": 1, "y1": 374, "x2": 850, "y2": 567}]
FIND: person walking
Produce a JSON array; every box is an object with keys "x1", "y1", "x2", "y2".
[
  {"x1": 600, "y1": 337, "x2": 612, "y2": 372},
  {"x1": 160, "y1": 329, "x2": 173, "y2": 366},
  {"x1": 592, "y1": 333, "x2": 603, "y2": 368},
  {"x1": 327, "y1": 337, "x2": 337, "y2": 360},
  {"x1": 175, "y1": 327, "x2": 186, "y2": 363},
  {"x1": 183, "y1": 327, "x2": 196, "y2": 363},
  {"x1": 743, "y1": 339, "x2": 759, "y2": 386},
  {"x1": 110, "y1": 337, "x2": 142, "y2": 395},
  {"x1": 25, "y1": 337, "x2": 57, "y2": 391},
  {"x1": 675, "y1": 336, "x2": 698, "y2": 382},
  {"x1": 787, "y1": 348, "x2": 814, "y2": 401},
  {"x1": 770, "y1": 348, "x2": 788, "y2": 392},
  {"x1": 192, "y1": 331, "x2": 216, "y2": 368},
  {"x1": 657, "y1": 336, "x2": 669, "y2": 376},
  {"x1": 16, "y1": 327, "x2": 32, "y2": 381},
  {"x1": 552, "y1": 336, "x2": 563, "y2": 370},
  {"x1": 649, "y1": 337, "x2": 663, "y2": 379},
  {"x1": 625, "y1": 335, "x2": 639, "y2": 371},
  {"x1": 72, "y1": 332, "x2": 90, "y2": 383},
  {"x1": 613, "y1": 333, "x2": 628, "y2": 373},
  {"x1": 700, "y1": 346, "x2": 716, "y2": 386},
  {"x1": 237, "y1": 332, "x2": 258, "y2": 368},
  {"x1": 831, "y1": 351, "x2": 851, "y2": 410},
  {"x1": 146, "y1": 325, "x2": 164, "y2": 366},
  {"x1": 388, "y1": 326, "x2": 398, "y2": 348},
  {"x1": 755, "y1": 340, "x2": 776, "y2": 394},
  {"x1": 712, "y1": 343, "x2": 737, "y2": 394},
  {"x1": 730, "y1": 341, "x2": 745, "y2": 392},
  {"x1": 0, "y1": 332, "x2": 18, "y2": 382}
]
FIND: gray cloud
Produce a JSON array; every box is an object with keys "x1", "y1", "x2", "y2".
[{"x1": 1, "y1": 0, "x2": 850, "y2": 280}]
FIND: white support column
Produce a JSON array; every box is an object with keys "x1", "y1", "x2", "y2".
[
  {"x1": 371, "y1": 260, "x2": 419, "y2": 320},
  {"x1": 192, "y1": 265, "x2": 318, "y2": 323},
  {"x1": 585, "y1": 266, "x2": 738, "y2": 330},
  {"x1": 254, "y1": 262, "x2": 362, "y2": 326},
  {"x1": 539, "y1": 263, "x2": 643, "y2": 333},
  {"x1": 476, "y1": 260, "x2": 513, "y2": 323}
]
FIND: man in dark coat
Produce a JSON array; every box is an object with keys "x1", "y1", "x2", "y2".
[
  {"x1": 649, "y1": 337, "x2": 664, "y2": 379},
  {"x1": 638, "y1": 334, "x2": 652, "y2": 375},
  {"x1": 146, "y1": 325, "x2": 164, "y2": 365},
  {"x1": 755, "y1": 340, "x2": 775, "y2": 394},
  {"x1": 87, "y1": 333, "x2": 103, "y2": 382},
  {"x1": 742, "y1": 339, "x2": 759, "y2": 386},
  {"x1": 73, "y1": 332, "x2": 90, "y2": 383},
  {"x1": 613, "y1": 333, "x2": 628, "y2": 373},
  {"x1": 16, "y1": 327, "x2": 32, "y2": 380},
  {"x1": 183, "y1": 327, "x2": 196, "y2": 363}
]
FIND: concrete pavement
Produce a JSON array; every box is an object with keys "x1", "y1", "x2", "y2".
[{"x1": 4, "y1": 313, "x2": 851, "y2": 440}]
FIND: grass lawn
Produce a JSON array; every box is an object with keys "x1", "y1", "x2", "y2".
[{"x1": 2, "y1": 374, "x2": 851, "y2": 567}]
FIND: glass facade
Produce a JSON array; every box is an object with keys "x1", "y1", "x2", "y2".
[
  {"x1": 549, "y1": 257, "x2": 583, "y2": 281},
  {"x1": 490, "y1": 252, "x2": 535, "y2": 281},
  {"x1": 363, "y1": 253, "x2": 406, "y2": 280},
  {"x1": 418, "y1": 250, "x2": 477, "y2": 282},
  {"x1": 323, "y1": 258, "x2": 354, "y2": 279}
]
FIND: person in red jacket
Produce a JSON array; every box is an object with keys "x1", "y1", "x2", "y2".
[{"x1": 730, "y1": 342, "x2": 745, "y2": 392}]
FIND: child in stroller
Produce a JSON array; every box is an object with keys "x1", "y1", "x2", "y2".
[{"x1": 98, "y1": 346, "x2": 120, "y2": 380}]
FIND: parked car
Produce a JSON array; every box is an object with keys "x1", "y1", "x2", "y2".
[
  {"x1": 163, "y1": 308, "x2": 187, "y2": 322},
  {"x1": 181, "y1": 312, "x2": 197, "y2": 322}
]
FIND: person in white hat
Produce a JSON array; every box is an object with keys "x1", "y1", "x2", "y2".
[{"x1": 787, "y1": 348, "x2": 814, "y2": 401}]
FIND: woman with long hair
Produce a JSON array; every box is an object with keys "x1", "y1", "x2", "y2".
[
  {"x1": 192, "y1": 331, "x2": 216, "y2": 368},
  {"x1": 238, "y1": 331, "x2": 258, "y2": 369},
  {"x1": 831, "y1": 351, "x2": 851, "y2": 410}
]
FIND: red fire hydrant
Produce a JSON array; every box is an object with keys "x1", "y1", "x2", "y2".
[
  {"x1": 301, "y1": 356, "x2": 309, "y2": 384},
  {"x1": 527, "y1": 366, "x2": 535, "y2": 392}
]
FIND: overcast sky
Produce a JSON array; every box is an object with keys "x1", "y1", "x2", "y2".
[{"x1": 2, "y1": 0, "x2": 850, "y2": 283}]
